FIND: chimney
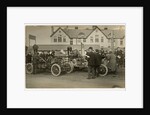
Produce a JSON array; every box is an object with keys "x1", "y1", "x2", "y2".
[
  {"x1": 64, "y1": 26, "x2": 68, "y2": 30},
  {"x1": 104, "y1": 27, "x2": 108, "y2": 30},
  {"x1": 75, "y1": 26, "x2": 78, "y2": 29},
  {"x1": 92, "y1": 26, "x2": 96, "y2": 29}
]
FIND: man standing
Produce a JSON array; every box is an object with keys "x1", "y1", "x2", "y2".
[
  {"x1": 116, "y1": 47, "x2": 122, "y2": 68},
  {"x1": 85, "y1": 47, "x2": 95, "y2": 79},
  {"x1": 33, "y1": 44, "x2": 39, "y2": 54},
  {"x1": 94, "y1": 49, "x2": 102, "y2": 77},
  {"x1": 32, "y1": 52, "x2": 39, "y2": 74},
  {"x1": 25, "y1": 46, "x2": 28, "y2": 55},
  {"x1": 26, "y1": 52, "x2": 32, "y2": 64}
]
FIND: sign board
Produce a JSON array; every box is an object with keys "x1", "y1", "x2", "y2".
[
  {"x1": 29, "y1": 34, "x2": 36, "y2": 46},
  {"x1": 29, "y1": 34, "x2": 36, "y2": 40}
]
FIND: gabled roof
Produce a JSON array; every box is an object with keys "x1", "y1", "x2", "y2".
[
  {"x1": 102, "y1": 29, "x2": 125, "y2": 39},
  {"x1": 50, "y1": 27, "x2": 70, "y2": 38},
  {"x1": 50, "y1": 26, "x2": 125, "y2": 39},
  {"x1": 63, "y1": 29, "x2": 93, "y2": 39},
  {"x1": 86, "y1": 26, "x2": 109, "y2": 39}
]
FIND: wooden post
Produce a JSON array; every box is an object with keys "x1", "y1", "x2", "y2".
[
  {"x1": 29, "y1": 38, "x2": 30, "y2": 47},
  {"x1": 111, "y1": 30, "x2": 114, "y2": 51},
  {"x1": 76, "y1": 38, "x2": 77, "y2": 45},
  {"x1": 81, "y1": 42, "x2": 82, "y2": 55},
  {"x1": 35, "y1": 38, "x2": 36, "y2": 44}
]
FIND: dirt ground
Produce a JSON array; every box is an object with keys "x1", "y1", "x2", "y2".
[{"x1": 26, "y1": 68, "x2": 125, "y2": 88}]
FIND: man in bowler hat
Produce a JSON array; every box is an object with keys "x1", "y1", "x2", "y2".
[{"x1": 85, "y1": 47, "x2": 96, "y2": 79}]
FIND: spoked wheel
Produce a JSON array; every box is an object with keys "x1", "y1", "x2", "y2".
[
  {"x1": 65, "y1": 62, "x2": 74, "y2": 73},
  {"x1": 99, "y1": 64, "x2": 108, "y2": 76},
  {"x1": 26, "y1": 63, "x2": 33, "y2": 74},
  {"x1": 51, "y1": 63, "x2": 61, "y2": 77}
]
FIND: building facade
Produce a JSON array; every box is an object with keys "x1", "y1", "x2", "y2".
[{"x1": 50, "y1": 26, "x2": 125, "y2": 50}]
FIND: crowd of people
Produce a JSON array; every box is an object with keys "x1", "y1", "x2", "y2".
[
  {"x1": 85, "y1": 47, "x2": 125, "y2": 79},
  {"x1": 26, "y1": 44, "x2": 125, "y2": 76},
  {"x1": 26, "y1": 50, "x2": 55, "y2": 63}
]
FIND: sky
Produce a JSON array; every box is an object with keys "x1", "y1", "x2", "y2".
[{"x1": 25, "y1": 25, "x2": 125, "y2": 46}]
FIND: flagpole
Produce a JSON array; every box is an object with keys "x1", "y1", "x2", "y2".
[
  {"x1": 29, "y1": 35, "x2": 30, "y2": 47},
  {"x1": 111, "y1": 30, "x2": 114, "y2": 51},
  {"x1": 81, "y1": 42, "x2": 82, "y2": 55}
]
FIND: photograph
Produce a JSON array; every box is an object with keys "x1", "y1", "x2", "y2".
[
  {"x1": 25, "y1": 25, "x2": 125, "y2": 88},
  {"x1": 6, "y1": 6, "x2": 143, "y2": 108}
]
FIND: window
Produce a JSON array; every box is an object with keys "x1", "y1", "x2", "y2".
[
  {"x1": 63, "y1": 36, "x2": 66, "y2": 42},
  {"x1": 90, "y1": 37, "x2": 93, "y2": 43},
  {"x1": 70, "y1": 39, "x2": 73, "y2": 45},
  {"x1": 108, "y1": 46, "x2": 110, "y2": 48},
  {"x1": 90, "y1": 39, "x2": 93, "y2": 43},
  {"x1": 54, "y1": 38, "x2": 57, "y2": 42},
  {"x1": 83, "y1": 39, "x2": 86, "y2": 42},
  {"x1": 120, "y1": 39, "x2": 123, "y2": 45},
  {"x1": 95, "y1": 38, "x2": 99, "y2": 42},
  {"x1": 58, "y1": 36, "x2": 62, "y2": 42},
  {"x1": 95, "y1": 35, "x2": 99, "y2": 38},
  {"x1": 54, "y1": 36, "x2": 57, "y2": 42},
  {"x1": 95, "y1": 35, "x2": 99, "y2": 42},
  {"x1": 101, "y1": 36, "x2": 104, "y2": 42},
  {"x1": 59, "y1": 30, "x2": 61, "y2": 33}
]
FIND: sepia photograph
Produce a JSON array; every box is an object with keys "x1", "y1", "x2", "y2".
[{"x1": 25, "y1": 25, "x2": 125, "y2": 88}]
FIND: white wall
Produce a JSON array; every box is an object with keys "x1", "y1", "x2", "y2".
[
  {"x1": 50, "y1": 28, "x2": 70, "y2": 45},
  {"x1": 86, "y1": 28, "x2": 110, "y2": 48},
  {"x1": 114, "y1": 38, "x2": 125, "y2": 48}
]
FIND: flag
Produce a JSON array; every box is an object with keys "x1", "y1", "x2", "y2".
[
  {"x1": 29, "y1": 34, "x2": 36, "y2": 40},
  {"x1": 81, "y1": 42, "x2": 85, "y2": 56}
]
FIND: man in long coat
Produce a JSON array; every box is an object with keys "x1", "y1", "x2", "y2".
[
  {"x1": 94, "y1": 49, "x2": 102, "y2": 77},
  {"x1": 32, "y1": 52, "x2": 39, "y2": 74},
  {"x1": 107, "y1": 51, "x2": 117, "y2": 74},
  {"x1": 26, "y1": 52, "x2": 32, "y2": 63},
  {"x1": 85, "y1": 47, "x2": 96, "y2": 79}
]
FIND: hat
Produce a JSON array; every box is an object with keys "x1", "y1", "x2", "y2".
[
  {"x1": 95, "y1": 49, "x2": 99, "y2": 53},
  {"x1": 88, "y1": 47, "x2": 93, "y2": 50},
  {"x1": 108, "y1": 50, "x2": 112, "y2": 53}
]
